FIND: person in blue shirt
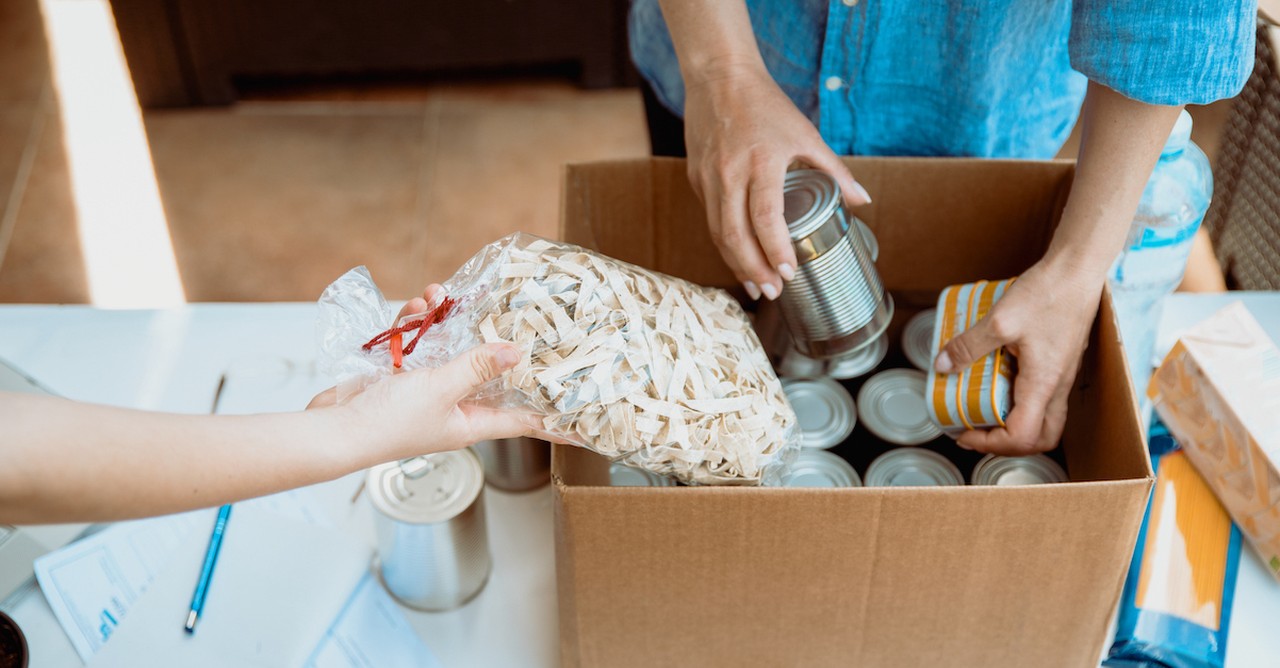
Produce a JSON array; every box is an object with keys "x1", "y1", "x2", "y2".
[{"x1": 630, "y1": 0, "x2": 1255, "y2": 457}]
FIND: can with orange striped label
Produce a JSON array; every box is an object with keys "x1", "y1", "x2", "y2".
[{"x1": 925, "y1": 279, "x2": 1016, "y2": 435}]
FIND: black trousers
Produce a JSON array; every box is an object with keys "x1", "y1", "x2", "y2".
[{"x1": 640, "y1": 81, "x2": 687, "y2": 158}]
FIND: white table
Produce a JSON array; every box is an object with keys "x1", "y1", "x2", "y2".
[{"x1": 1, "y1": 295, "x2": 1278, "y2": 667}]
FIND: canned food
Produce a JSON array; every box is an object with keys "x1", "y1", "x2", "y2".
[
  {"x1": 777, "y1": 346, "x2": 827, "y2": 379},
  {"x1": 782, "y1": 449, "x2": 862, "y2": 487},
  {"x1": 782, "y1": 377, "x2": 857, "y2": 449},
  {"x1": 779, "y1": 169, "x2": 894, "y2": 359},
  {"x1": 864, "y1": 448, "x2": 965, "y2": 487},
  {"x1": 472, "y1": 437, "x2": 551, "y2": 492},
  {"x1": 971, "y1": 454, "x2": 1067, "y2": 485},
  {"x1": 826, "y1": 330, "x2": 889, "y2": 379},
  {"x1": 857, "y1": 369, "x2": 942, "y2": 445},
  {"x1": 901, "y1": 308, "x2": 937, "y2": 372},
  {"x1": 854, "y1": 218, "x2": 879, "y2": 262},
  {"x1": 368, "y1": 451, "x2": 491, "y2": 611},
  {"x1": 926, "y1": 279, "x2": 1016, "y2": 435},
  {"x1": 609, "y1": 462, "x2": 676, "y2": 487}
]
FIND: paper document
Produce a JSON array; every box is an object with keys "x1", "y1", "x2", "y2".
[
  {"x1": 35, "y1": 489, "x2": 328, "y2": 661},
  {"x1": 85, "y1": 507, "x2": 369, "y2": 667},
  {"x1": 306, "y1": 573, "x2": 441, "y2": 668}
]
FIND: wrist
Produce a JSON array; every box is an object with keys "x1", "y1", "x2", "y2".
[{"x1": 682, "y1": 54, "x2": 769, "y2": 94}]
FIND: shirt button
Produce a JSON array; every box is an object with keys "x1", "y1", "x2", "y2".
[
  {"x1": 824, "y1": 76, "x2": 844, "y2": 91},
  {"x1": 842, "y1": 0, "x2": 858, "y2": 6}
]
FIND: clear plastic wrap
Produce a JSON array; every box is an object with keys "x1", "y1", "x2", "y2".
[{"x1": 318, "y1": 233, "x2": 801, "y2": 486}]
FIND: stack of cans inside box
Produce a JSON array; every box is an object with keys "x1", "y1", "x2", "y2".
[{"x1": 610, "y1": 169, "x2": 1068, "y2": 489}]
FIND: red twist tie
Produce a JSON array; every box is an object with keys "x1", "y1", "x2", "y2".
[{"x1": 361, "y1": 297, "x2": 458, "y2": 366}]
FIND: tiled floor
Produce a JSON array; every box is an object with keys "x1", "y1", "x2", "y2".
[{"x1": 0, "y1": 0, "x2": 1236, "y2": 305}]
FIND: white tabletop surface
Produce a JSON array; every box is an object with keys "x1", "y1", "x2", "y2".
[{"x1": 1, "y1": 293, "x2": 1278, "y2": 667}]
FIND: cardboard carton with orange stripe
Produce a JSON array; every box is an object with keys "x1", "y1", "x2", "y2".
[{"x1": 1149, "y1": 301, "x2": 1280, "y2": 580}]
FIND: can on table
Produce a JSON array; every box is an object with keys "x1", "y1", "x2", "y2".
[
  {"x1": 926, "y1": 279, "x2": 1016, "y2": 435},
  {"x1": 368, "y1": 451, "x2": 491, "y2": 611},
  {"x1": 472, "y1": 436, "x2": 551, "y2": 492},
  {"x1": 779, "y1": 169, "x2": 893, "y2": 359},
  {"x1": 609, "y1": 462, "x2": 676, "y2": 487},
  {"x1": 865, "y1": 448, "x2": 965, "y2": 487},
  {"x1": 782, "y1": 449, "x2": 862, "y2": 488},
  {"x1": 902, "y1": 308, "x2": 938, "y2": 372},
  {"x1": 971, "y1": 454, "x2": 1068, "y2": 485},
  {"x1": 857, "y1": 368, "x2": 942, "y2": 445},
  {"x1": 782, "y1": 377, "x2": 857, "y2": 449}
]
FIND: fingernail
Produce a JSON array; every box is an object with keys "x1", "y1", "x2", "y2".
[
  {"x1": 778, "y1": 263, "x2": 795, "y2": 281},
  {"x1": 744, "y1": 281, "x2": 762, "y2": 300},
  {"x1": 935, "y1": 351, "x2": 953, "y2": 374},
  {"x1": 850, "y1": 181, "x2": 872, "y2": 204},
  {"x1": 495, "y1": 345, "x2": 520, "y2": 369},
  {"x1": 761, "y1": 283, "x2": 779, "y2": 301}
]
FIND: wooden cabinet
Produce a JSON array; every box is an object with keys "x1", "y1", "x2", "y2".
[{"x1": 110, "y1": 0, "x2": 632, "y2": 107}]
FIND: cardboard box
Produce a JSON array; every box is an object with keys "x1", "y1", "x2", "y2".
[
  {"x1": 1149, "y1": 302, "x2": 1280, "y2": 579},
  {"x1": 553, "y1": 157, "x2": 1153, "y2": 667}
]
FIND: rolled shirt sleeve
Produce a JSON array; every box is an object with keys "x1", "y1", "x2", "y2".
[{"x1": 1070, "y1": 0, "x2": 1258, "y2": 106}]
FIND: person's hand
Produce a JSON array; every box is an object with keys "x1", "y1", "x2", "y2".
[
  {"x1": 682, "y1": 61, "x2": 871, "y2": 301},
  {"x1": 308, "y1": 284, "x2": 541, "y2": 463},
  {"x1": 934, "y1": 262, "x2": 1102, "y2": 455}
]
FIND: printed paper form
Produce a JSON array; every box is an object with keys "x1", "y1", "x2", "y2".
[
  {"x1": 34, "y1": 489, "x2": 328, "y2": 662},
  {"x1": 306, "y1": 573, "x2": 441, "y2": 668}
]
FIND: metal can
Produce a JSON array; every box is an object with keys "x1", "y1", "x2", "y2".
[
  {"x1": 854, "y1": 218, "x2": 879, "y2": 262},
  {"x1": 779, "y1": 169, "x2": 894, "y2": 359},
  {"x1": 864, "y1": 448, "x2": 965, "y2": 487},
  {"x1": 971, "y1": 454, "x2": 1068, "y2": 485},
  {"x1": 926, "y1": 279, "x2": 1016, "y2": 435},
  {"x1": 857, "y1": 368, "x2": 942, "y2": 445},
  {"x1": 609, "y1": 462, "x2": 676, "y2": 487},
  {"x1": 826, "y1": 330, "x2": 889, "y2": 379},
  {"x1": 368, "y1": 451, "x2": 491, "y2": 611},
  {"x1": 782, "y1": 377, "x2": 857, "y2": 449},
  {"x1": 901, "y1": 308, "x2": 937, "y2": 372},
  {"x1": 782, "y1": 449, "x2": 862, "y2": 488},
  {"x1": 472, "y1": 437, "x2": 551, "y2": 492}
]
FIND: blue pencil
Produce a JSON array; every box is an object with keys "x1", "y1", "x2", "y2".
[{"x1": 185, "y1": 504, "x2": 232, "y2": 633}]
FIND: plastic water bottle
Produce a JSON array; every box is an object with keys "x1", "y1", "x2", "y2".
[{"x1": 1108, "y1": 110, "x2": 1213, "y2": 400}]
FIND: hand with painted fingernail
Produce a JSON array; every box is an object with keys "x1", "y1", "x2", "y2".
[{"x1": 682, "y1": 61, "x2": 871, "y2": 302}]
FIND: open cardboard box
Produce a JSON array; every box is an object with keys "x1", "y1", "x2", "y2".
[{"x1": 553, "y1": 157, "x2": 1153, "y2": 667}]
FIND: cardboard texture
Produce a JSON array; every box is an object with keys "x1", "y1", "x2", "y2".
[
  {"x1": 1149, "y1": 302, "x2": 1280, "y2": 580},
  {"x1": 554, "y1": 157, "x2": 1153, "y2": 667}
]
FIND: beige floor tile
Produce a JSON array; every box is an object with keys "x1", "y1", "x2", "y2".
[
  {"x1": 144, "y1": 108, "x2": 431, "y2": 302},
  {"x1": 0, "y1": 0, "x2": 50, "y2": 106},
  {"x1": 420, "y1": 86, "x2": 648, "y2": 278},
  {"x1": 0, "y1": 111, "x2": 90, "y2": 303}
]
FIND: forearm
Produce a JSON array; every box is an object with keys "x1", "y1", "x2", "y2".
[
  {"x1": 656, "y1": 0, "x2": 766, "y2": 83},
  {"x1": 1044, "y1": 82, "x2": 1183, "y2": 281},
  {"x1": 0, "y1": 393, "x2": 371, "y2": 523}
]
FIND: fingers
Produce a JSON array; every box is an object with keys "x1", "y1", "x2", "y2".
[
  {"x1": 458, "y1": 407, "x2": 547, "y2": 445},
  {"x1": 747, "y1": 161, "x2": 797, "y2": 282},
  {"x1": 423, "y1": 283, "x2": 444, "y2": 304},
  {"x1": 433, "y1": 343, "x2": 522, "y2": 406},
  {"x1": 802, "y1": 148, "x2": 871, "y2": 207},
  {"x1": 937, "y1": 313, "x2": 1008, "y2": 374},
  {"x1": 956, "y1": 360, "x2": 1060, "y2": 454},
  {"x1": 717, "y1": 179, "x2": 782, "y2": 299},
  {"x1": 396, "y1": 297, "x2": 428, "y2": 323},
  {"x1": 306, "y1": 387, "x2": 338, "y2": 410}
]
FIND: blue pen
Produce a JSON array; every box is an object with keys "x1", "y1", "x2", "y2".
[{"x1": 185, "y1": 504, "x2": 232, "y2": 633}]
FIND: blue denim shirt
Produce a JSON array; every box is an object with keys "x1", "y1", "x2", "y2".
[{"x1": 629, "y1": 1, "x2": 1256, "y2": 159}]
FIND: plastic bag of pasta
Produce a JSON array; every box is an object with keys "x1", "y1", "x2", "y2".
[{"x1": 318, "y1": 233, "x2": 800, "y2": 486}]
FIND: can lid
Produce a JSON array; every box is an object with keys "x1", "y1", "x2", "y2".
[
  {"x1": 826, "y1": 330, "x2": 888, "y2": 379},
  {"x1": 902, "y1": 309, "x2": 938, "y2": 372},
  {"x1": 857, "y1": 369, "x2": 942, "y2": 445},
  {"x1": 854, "y1": 217, "x2": 879, "y2": 262},
  {"x1": 778, "y1": 347, "x2": 827, "y2": 379},
  {"x1": 783, "y1": 377, "x2": 858, "y2": 449},
  {"x1": 971, "y1": 454, "x2": 1067, "y2": 485},
  {"x1": 609, "y1": 462, "x2": 675, "y2": 487},
  {"x1": 865, "y1": 448, "x2": 965, "y2": 487},
  {"x1": 783, "y1": 170, "x2": 842, "y2": 240},
  {"x1": 366, "y1": 450, "x2": 484, "y2": 524},
  {"x1": 783, "y1": 449, "x2": 862, "y2": 487}
]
